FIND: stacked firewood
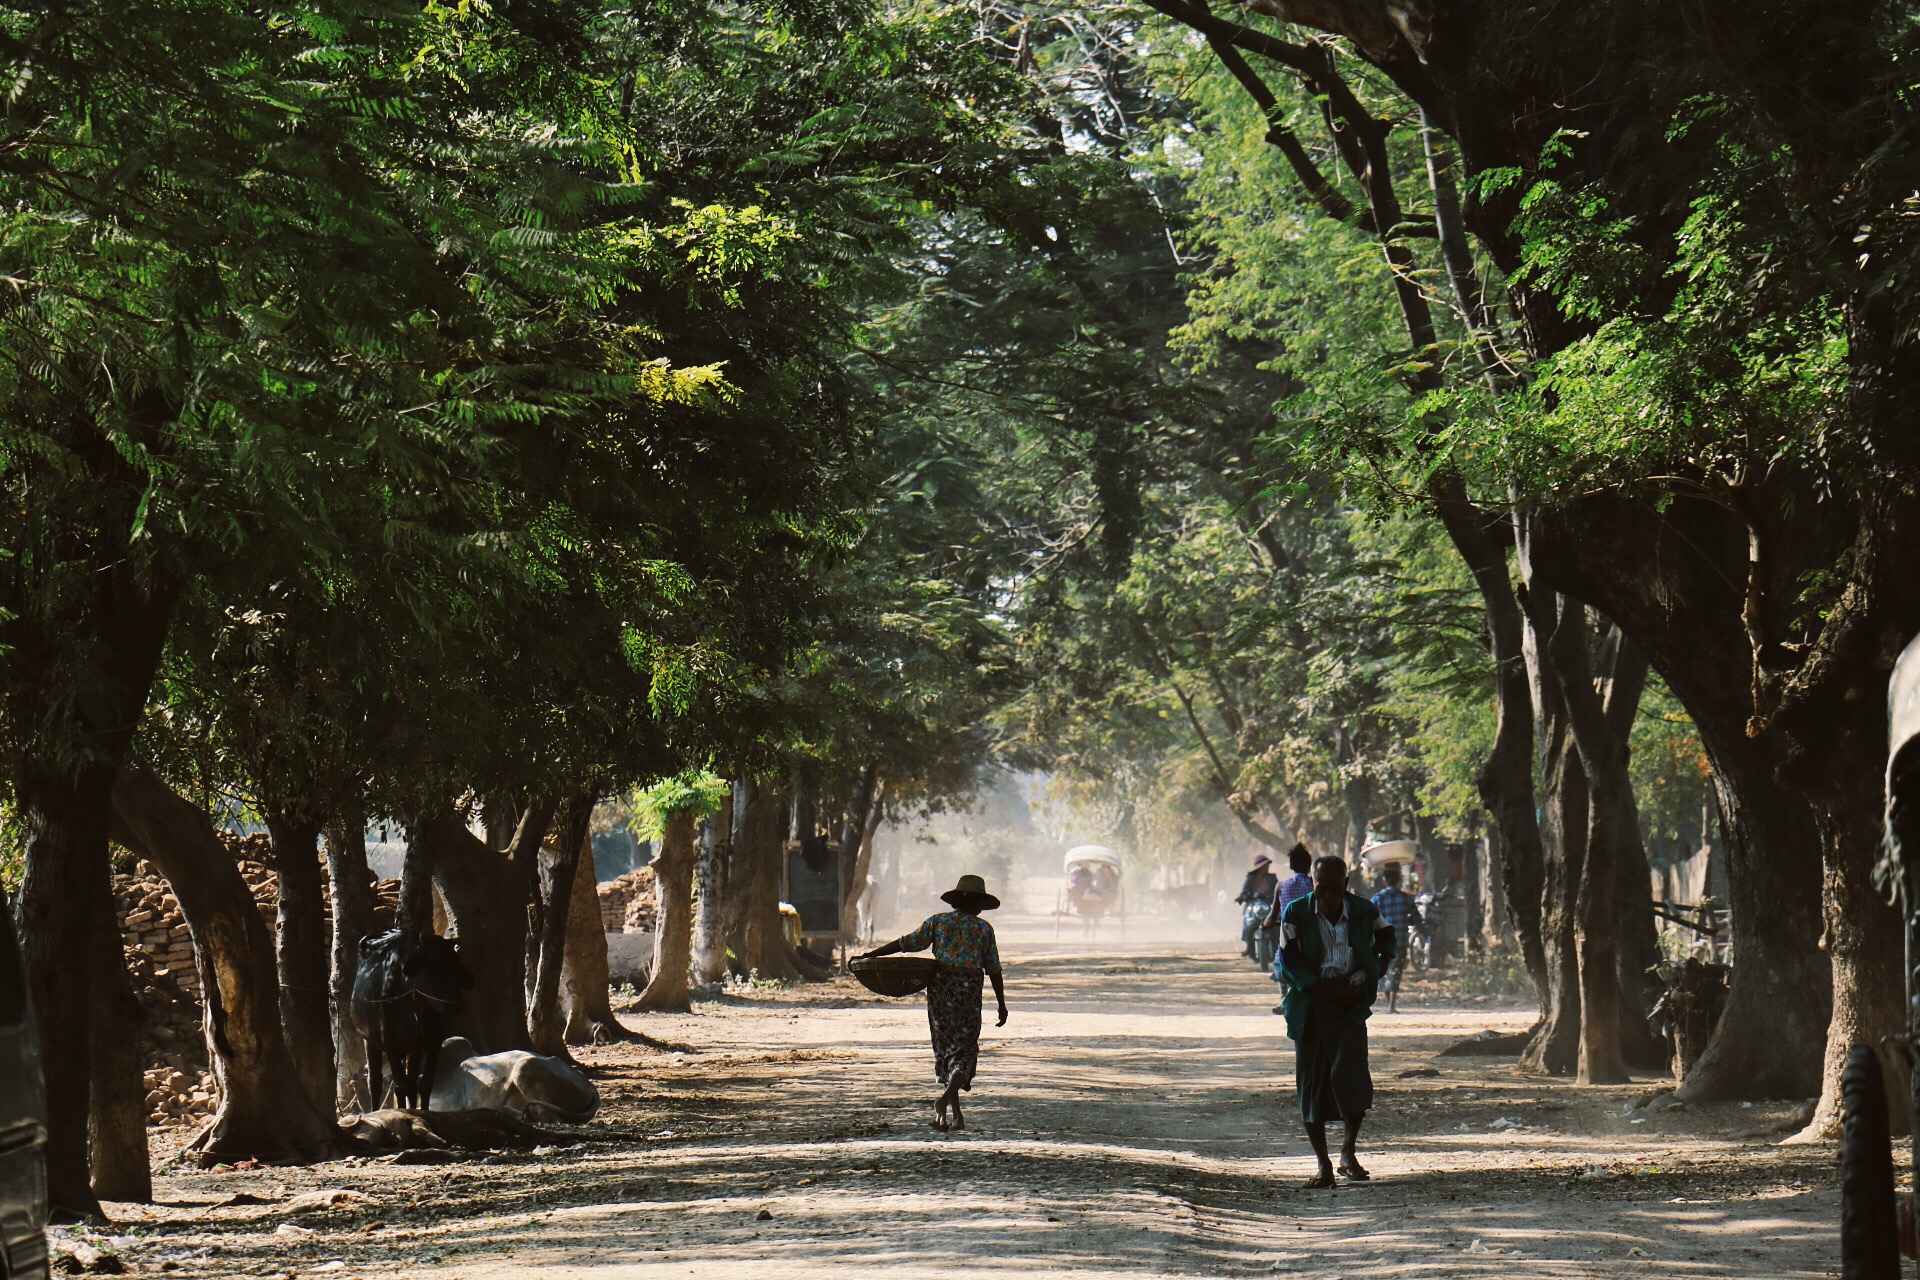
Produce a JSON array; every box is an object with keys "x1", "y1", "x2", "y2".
[{"x1": 596, "y1": 867, "x2": 657, "y2": 933}]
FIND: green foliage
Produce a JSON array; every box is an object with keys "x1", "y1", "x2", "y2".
[
  {"x1": 4, "y1": 0, "x2": 1860, "y2": 895},
  {"x1": 1631, "y1": 678, "x2": 1713, "y2": 865},
  {"x1": 630, "y1": 771, "x2": 732, "y2": 838},
  {"x1": 0, "y1": 0, "x2": 1057, "y2": 826},
  {"x1": 1493, "y1": 143, "x2": 1852, "y2": 499},
  {"x1": 0, "y1": 816, "x2": 19, "y2": 893}
]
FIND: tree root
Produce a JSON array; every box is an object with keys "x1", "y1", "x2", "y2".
[
  {"x1": 783, "y1": 941, "x2": 835, "y2": 983},
  {"x1": 571, "y1": 1012, "x2": 639, "y2": 1043}
]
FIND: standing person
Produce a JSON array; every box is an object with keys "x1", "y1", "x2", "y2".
[
  {"x1": 1261, "y1": 843, "x2": 1316, "y2": 1007},
  {"x1": 1235, "y1": 854, "x2": 1279, "y2": 961},
  {"x1": 1271, "y1": 842, "x2": 1314, "y2": 921},
  {"x1": 1370, "y1": 864, "x2": 1416, "y2": 1013},
  {"x1": 859, "y1": 874, "x2": 1007, "y2": 1131},
  {"x1": 1277, "y1": 854, "x2": 1396, "y2": 1188}
]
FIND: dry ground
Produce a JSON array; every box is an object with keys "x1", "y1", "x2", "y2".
[{"x1": 70, "y1": 935, "x2": 1842, "y2": 1279}]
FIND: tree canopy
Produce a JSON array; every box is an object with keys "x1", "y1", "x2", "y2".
[{"x1": 3, "y1": 0, "x2": 1916, "y2": 1212}]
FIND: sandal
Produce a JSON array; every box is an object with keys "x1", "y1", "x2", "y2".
[
  {"x1": 1337, "y1": 1162, "x2": 1371, "y2": 1182},
  {"x1": 1300, "y1": 1170, "x2": 1336, "y2": 1190}
]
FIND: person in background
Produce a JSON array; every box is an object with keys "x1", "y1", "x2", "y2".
[
  {"x1": 1277, "y1": 854, "x2": 1396, "y2": 1188},
  {"x1": 1235, "y1": 854, "x2": 1279, "y2": 960},
  {"x1": 1274, "y1": 842, "x2": 1313, "y2": 919},
  {"x1": 1370, "y1": 863, "x2": 1417, "y2": 1013},
  {"x1": 859, "y1": 874, "x2": 1007, "y2": 1131},
  {"x1": 1262, "y1": 842, "x2": 1317, "y2": 1008}
]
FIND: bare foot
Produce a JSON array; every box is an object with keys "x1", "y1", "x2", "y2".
[
  {"x1": 1300, "y1": 1169, "x2": 1335, "y2": 1190},
  {"x1": 950, "y1": 1113, "x2": 967, "y2": 1130}
]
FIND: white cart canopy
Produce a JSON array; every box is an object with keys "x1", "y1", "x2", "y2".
[{"x1": 1064, "y1": 845, "x2": 1122, "y2": 869}]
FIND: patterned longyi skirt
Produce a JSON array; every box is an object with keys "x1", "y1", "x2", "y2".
[{"x1": 926, "y1": 964, "x2": 985, "y2": 1090}]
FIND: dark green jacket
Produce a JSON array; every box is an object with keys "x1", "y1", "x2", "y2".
[{"x1": 1276, "y1": 891, "x2": 1393, "y2": 1041}]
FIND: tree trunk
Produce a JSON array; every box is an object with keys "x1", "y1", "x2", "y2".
[
  {"x1": 836, "y1": 766, "x2": 881, "y2": 934},
  {"x1": 718, "y1": 782, "x2": 759, "y2": 978},
  {"x1": 691, "y1": 795, "x2": 733, "y2": 986},
  {"x1": 636, "y1": 811, "x2": 698, "y2": 1013},
  {"x1": 1431, "y1": 477, "x2": 1550, "y2": 1001},
  {"x1": 1518, "y1": 582, "x2": 1585, "y2": 1076},
  {"x1": 1336, "y1": 733, "x2": 1373, "y2": 865},
  {"x1": 562, "y1": 830, "x2": 626, "y2": 1044},
  {"x1": 1607, "y1": 776, "x2": 1670, "y2": 1070},
  {"x1": 1546, "y1": 608, "x2": 1631, "y2": 1085},
  {"x1": 1763, "y1": 483, "x2": 1919, "y2": 1132},
  {"x1": 837, "y1": 764, "x2": 880, "y2": 855},
  {"x1": 262, "y1": 813, "x2": 334, "y2": 1113},
  {"x1": 1674, "y1": 736, "x2": 1830, "y2": 1100},
  {"x1": 1592, "y1": 636, "x2": 1669, "y2": 1071},
  {"x1": 1793, "y1": 759, "x2": 1906, "y2": 1137},
  {"x1": 1523, "y1": 712, "x2": 1587, "y2": 1076},
  {"x1": 2, "y1": 439, "x2": 179, "y2": 1216},
  {"x1": 109, "y1": 767, "x2": 340, "y2": 1161},
  {"x1": 528, "y1": 796, "x2": 593, "y2": 1058},
  {"x1": 424, "y1": 805, "x2": 551, "y2": 1053},
  {"x1": 398, "y1": 820, "x2": 439, "y2": 937},
  {"x1": 841, "y1": 781, "x2": 887, "y2": 942},
  {"x1": 324, "y1": 820, "x2": 375, "y2": 1114},
  {"x1": 1527, "y1": 493, "x2": 1831, "y2": 1099},
  {"x1": 88, "y1": 879, "x2": 151, "y2": 1205},
  {"x1": 872, "y1": 834, "x2": 904, "y2": 938},
  {"x1": 733, "y1": 778, "x2": 803, "y2": 981},
  {"x1": 16, "y1": 764, "x2": 118, "y2": 1220}
]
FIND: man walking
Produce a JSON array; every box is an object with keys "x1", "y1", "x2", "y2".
[
  {"x1": 1277, "y1": 854, "x2": 1396, "y2": 1188},
  {"x1": 1370, "y1": 863, "x2": 1416, "y2": 1013}
]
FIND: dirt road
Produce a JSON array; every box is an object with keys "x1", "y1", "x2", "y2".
[{"x1": 91, "y1": 945, "x2": 1839, "y2": 1279}]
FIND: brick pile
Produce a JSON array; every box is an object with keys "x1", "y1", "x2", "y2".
[
  {"x1": 596, "y1": 867, "x2": 657, "y2": 933},
  {"x1": 113, "y1": 834, "x2": 400, "y2": 1128}
]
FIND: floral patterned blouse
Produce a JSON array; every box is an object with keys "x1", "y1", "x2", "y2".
[{"x1": 896, "y1": 911, "x2": 1002, "y2": 975}]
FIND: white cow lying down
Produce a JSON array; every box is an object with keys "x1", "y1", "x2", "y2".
[{"x1": 428, "y1": 1037, "x2": 599, "y2": 1123}]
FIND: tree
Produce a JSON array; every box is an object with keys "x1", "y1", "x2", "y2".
[{"x1": 630, "y1": 772, "x2": 730, "y2": 1013}]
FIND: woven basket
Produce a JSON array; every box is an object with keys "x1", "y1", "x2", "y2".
[{"x1": 850, "y1": 955, "x2": 938, "y2": 997}]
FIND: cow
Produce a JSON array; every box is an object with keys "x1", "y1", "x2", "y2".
[
  {"x1": 428, "y1": 1036, "x2": 600, "y2": 1123},
  {"x1": 351, "y1": 928, "x2": 473, "y2": 1111}
]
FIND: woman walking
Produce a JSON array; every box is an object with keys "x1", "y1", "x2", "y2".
[{"x1": 859, "y1": 874, "x2": 1008, "y2": 1130}]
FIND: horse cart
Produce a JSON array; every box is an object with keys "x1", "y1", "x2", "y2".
[
  {"x1": 1844, "y1": 632, "x2": 1920, "y2": 1277},
  {"x1": 1055, "y1": 845, "x2": 1125, "y2": 940}
]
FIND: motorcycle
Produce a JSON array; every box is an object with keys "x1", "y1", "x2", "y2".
[
  {"x1": 1242, "y1": 897, "x2": 1277, "y2": 969},
  {"x1": 1408, "y1": 892, "x2": 1442, "y2": 971}
]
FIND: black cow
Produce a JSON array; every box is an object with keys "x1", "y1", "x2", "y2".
[{"x1": 351, "y1": 928, "x2": 473, "y2": 1111}]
